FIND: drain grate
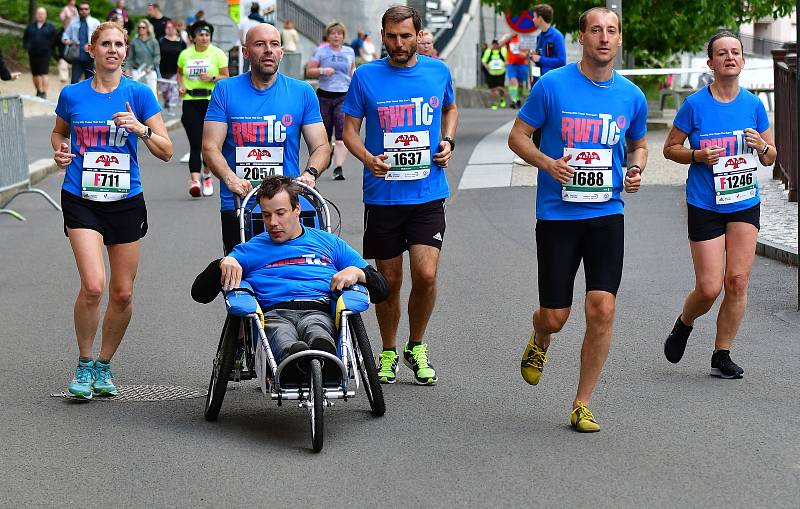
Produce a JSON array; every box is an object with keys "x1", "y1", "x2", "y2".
[{"x1": 50, "y1": 385, "x2": 207, "y2": 402}]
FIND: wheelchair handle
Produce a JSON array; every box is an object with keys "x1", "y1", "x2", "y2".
[{"x1": 233, "y1": 179, "x2": 333, "y2": 241}]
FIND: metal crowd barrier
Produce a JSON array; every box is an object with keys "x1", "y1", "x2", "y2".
[{"x1": 0, "y1": 95, "x2": 61, "y2": 221}]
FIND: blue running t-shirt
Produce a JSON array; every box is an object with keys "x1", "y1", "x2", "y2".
[
  {"x1": 55, "y1": 77, "x2": 161, "y2": 198},
  {"x1": 673, "y1": 86, "x2": 769, "y2": 213},
  {"x1": 205, "y1": 72, "x2": 323, "y2": 211},
  {"x1": 342, "y1": 56, "x2": 455, "y2": 206},
  {"x1": 230, "y1": 227, "x2": 368, "y2": 307},
  {"x1": 518, "y1": 63, "x2": 648, "y2": 220}
]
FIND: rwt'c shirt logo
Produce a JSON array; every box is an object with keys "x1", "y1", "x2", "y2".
[
  {"x1": 96, "y1": 154, "x2": 119, "y2": 166},
  {"x1": 394, "y1": 134, "x2": 419, "y2": 146},
  {"x1": 575, "y1": 151, "x2": 601, "y2": 164}
]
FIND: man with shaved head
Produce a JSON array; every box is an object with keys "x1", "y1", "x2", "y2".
[{"x1": 203, "y1": 23, "x2": 331, "y2": 254}]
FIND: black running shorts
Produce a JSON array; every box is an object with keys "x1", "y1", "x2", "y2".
[
  {"x1": 363, "y1": 199, "x2": 446, "y2": 260},
  {"x1": 535, "y1": 214, "x2": 624, "y2": 309},
  {"x1": 687, "y1": 203, "x2": 760, "y2": 242},
  {"x1": 61, "y1": 189, "x2": 148, "y2": 245},
  {"x1": 486, "y1": 74, "x2": 505, "y2": 89}
]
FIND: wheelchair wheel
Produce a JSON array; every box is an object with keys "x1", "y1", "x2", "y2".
[
  {"x1": 309, "y1": 359, "x2": 324, "y2": 453},
  {"x1": 205, "y1": 315, "x2": 240, "y2": 421},
  {"x1": 349, "y1": 314, "x2": 386, "y2": 417}
]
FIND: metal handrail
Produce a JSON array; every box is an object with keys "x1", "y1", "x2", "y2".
[
  {"x1": 277, "y1": 0, "x2": 325, "y2": 46},
  {"x1": 771, "y1": 48, "x2": 797, "y2": 202}
]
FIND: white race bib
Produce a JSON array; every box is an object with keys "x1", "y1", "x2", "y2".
[
  {"x1": 561, "y1": 147, "x2": 613, "y2": 203},
  {"x1": 186, "y1": 58, "x2": 209, "y2": 81},
  {"x1": 713, "y1": 153, "x2": 757, "y2": 205},
  {"x1": 488, "y1": 59, "x2": 505, "y2": 72},
  {"x1": 235, "y1": 146, "x2": 284, "y2": 185},
  {"x1": 384, "y1": 131, "x2": 431, "y2": 181},
  {"x1": 81, "y1": 151, "x2": 131, "y2": 202}
]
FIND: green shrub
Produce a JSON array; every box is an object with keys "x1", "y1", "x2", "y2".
[{"x1": 0, "y1": 0, "x2": 114, "y2": 25}]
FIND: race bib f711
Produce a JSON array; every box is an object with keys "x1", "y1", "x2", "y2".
[{"x1": 81, "y1": 151, "x2": 131, "y2": 202}]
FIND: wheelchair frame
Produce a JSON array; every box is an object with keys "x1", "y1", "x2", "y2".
[{"x1": 203, "y1": 182, "x2": 385, "y2": 452}]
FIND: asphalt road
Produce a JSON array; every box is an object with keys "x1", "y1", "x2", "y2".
[{"x1": 1, "y1": 108, "x2": 798, "y2": 507}]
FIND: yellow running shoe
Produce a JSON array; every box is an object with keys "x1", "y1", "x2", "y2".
[
  {"x1": 520, "y1": 334, "x2": 547, "y2": 385},
  {"x1": 570, "y1": 401, "x2": 601, "y2": 433}
]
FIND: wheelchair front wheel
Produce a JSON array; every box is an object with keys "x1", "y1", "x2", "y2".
[
  {"x1": 309, "y1": 359, "x2": 324, "y2": 452},
  {"x1": 350, "y1": 314, "x2": 386, "y2": 417},
  {"x1": 205, "y1": 315, "x2": 240, "y2": 421}
]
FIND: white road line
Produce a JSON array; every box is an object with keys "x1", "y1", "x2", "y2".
[{"x1": 458, "y1": 119, "x2": 516, "y2": 189}]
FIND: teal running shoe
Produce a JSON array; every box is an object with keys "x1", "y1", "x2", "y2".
[
  {"x1": 402, "y1": 342, "x2": 437, "y2": 385},
  {"x1": 68, "y1": 359, "x2": 94, "y2": 399},
  {"x1": 92, "y1": 360, "x2": 118, "y2": 397},
  {"x1": 377, "y1": 350, "x2": 398, "y2": 384}
]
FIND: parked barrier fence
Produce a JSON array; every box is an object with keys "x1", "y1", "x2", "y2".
[
  {"x1": 771, "y1": 47, "x2": 798, "y2": 202},
  {"x1": 0, "y1": 95, "x2": 61, "y2": 221}
]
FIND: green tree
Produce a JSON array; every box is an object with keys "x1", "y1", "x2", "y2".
[{"x1": 482, "y1": 0, "x2": 795, "y2": 65}]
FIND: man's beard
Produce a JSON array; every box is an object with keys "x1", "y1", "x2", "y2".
[
  {"x1": 389, "y1": 43, "x2": 417, "y2": 65},
  {"x1": 251, "y1": 59, "x2": 279, "y2": 80}
]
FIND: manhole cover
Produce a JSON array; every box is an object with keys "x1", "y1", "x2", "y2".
[{"x1": 50, "y1": 385, "x2": 207, "y2": 402}]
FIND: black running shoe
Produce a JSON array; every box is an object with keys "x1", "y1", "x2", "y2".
[
  {"x1": 280, "y1": 342, "x2": 311, "y2": 385},
  {"x1": 309, "y1": 336, "x2": 336, "y2": 356},
  {"x1": 332, "y1": 166, "x2": 345, "y2": 180},
  {"x1": 664, "y1": 315, "x2": 693, "y2": 364},
  {"x1": 710, "y1": 350, "x2": 744, "y2": 379}
]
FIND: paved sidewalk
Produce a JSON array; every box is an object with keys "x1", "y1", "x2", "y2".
[{"x1": 0, "y1": 71, "x2": 62, "y2": 117}]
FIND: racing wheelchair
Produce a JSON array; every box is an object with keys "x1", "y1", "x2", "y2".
[{"x1": 203, "y1": 182, "x2": 385, "y2": 452}]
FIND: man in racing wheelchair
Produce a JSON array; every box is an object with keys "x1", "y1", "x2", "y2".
[{"x1": 191, "y1": 176, "x2": 388, "y2": 381}]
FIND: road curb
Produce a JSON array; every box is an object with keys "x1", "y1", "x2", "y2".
[
  {"x1": 756, "y1": 238, "x2": 799, "y2": 266},
  {"x1": 0, "y1": 118, "x2": 183, "y2": 207}
]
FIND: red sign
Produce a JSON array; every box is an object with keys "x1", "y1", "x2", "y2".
[{"x1": 505, "y1": 10, "x2": 537, "y2": 34}]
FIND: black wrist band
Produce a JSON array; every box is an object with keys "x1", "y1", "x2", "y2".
[{"x1": 691, "y1": 150, "x2": 696, "y2": 163}]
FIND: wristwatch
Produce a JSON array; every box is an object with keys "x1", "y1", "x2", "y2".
[
  {"x1": 304, "y1": 167, "x2": 320, "y2": 180},
  {"x1": 442, "y1": 136, "x2": 455, "y2": 151},
  {"x1": 139, "y1": 126, "x2": 152, "y2": 140}
]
